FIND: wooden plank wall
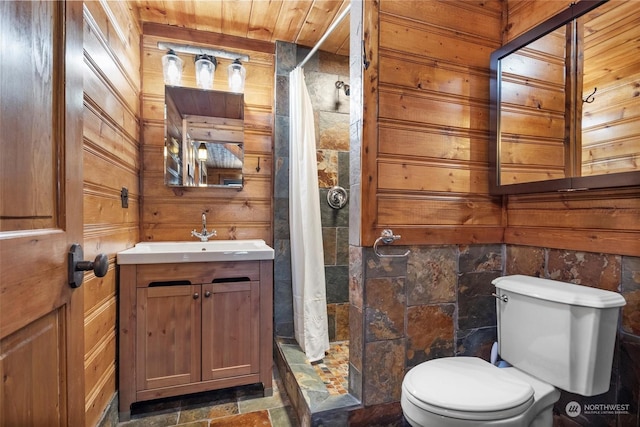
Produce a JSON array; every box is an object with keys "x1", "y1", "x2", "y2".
[
  {"x1": 581, "y1": 1, "x2": 640, "y2": 176},
  {"x1": 82, "y1": 2, "x2": 141, "y2": 425},
  {"x1": 504, "y1": 0, "x2": 574, "y2": 42},
  {"x1": 499, "y1": 28, "x2": 568, "y2": 185},
  {"x1": 140, "y1": 25, "x2": 274, "y2": 244},
  {"x1": 361, "y1": 0, "x2": 504, "y2": 246},
  {"x1": 504, "y1": 0, "x2": 640, "y2": 257}
]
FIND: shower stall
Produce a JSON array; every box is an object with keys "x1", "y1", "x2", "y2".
[{"x1": 272, "y1": 21, "x2": 357, "y2": 423}]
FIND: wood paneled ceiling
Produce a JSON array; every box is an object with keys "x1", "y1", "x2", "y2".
[{"x1": 132, "y1": 0, "x2": 351, "y2": 56}]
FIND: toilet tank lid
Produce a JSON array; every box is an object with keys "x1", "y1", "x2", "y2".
[{"x1": 492, "y1": 275, "x2": 626, "y2": 308}]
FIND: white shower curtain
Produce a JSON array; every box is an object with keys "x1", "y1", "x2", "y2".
[{"x1": 289, "y1": 66, "x2": 330, "y2": 362}]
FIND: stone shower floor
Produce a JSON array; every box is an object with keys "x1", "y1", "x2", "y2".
[
  {"x1": 311, "y1": 341, "x2": 350, "y2": 395},
  {"x1": 275, "y1": 338, "x2": 360, "y2": 425}
]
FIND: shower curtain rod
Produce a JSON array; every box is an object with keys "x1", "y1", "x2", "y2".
[{"x1": 296, "y1": 3, "x2": 351, "y2": 68}]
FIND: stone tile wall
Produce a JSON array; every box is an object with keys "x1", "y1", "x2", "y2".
[
  {"x1": 273, "y1": 41, "x2": 295, "y2": 338},
  {"x1": 308, "y1": 50, "x2": 351, "y2": 342},
  {"x1": 273, "y1": 41, "x2": 351, "y2": 341}
]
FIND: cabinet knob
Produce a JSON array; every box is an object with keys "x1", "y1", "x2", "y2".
[
  {"x1": 193, "y1": 292, "x2": 199, "y2": 300},
  {"x1": 205, "y1": 291, "x2": 212, "y2": 298}
]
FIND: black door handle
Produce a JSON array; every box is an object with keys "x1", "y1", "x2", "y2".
[{"x1": 68, "y1": 244, "x2": 108, "y2": 288}]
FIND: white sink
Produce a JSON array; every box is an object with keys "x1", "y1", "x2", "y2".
[{"x1": 117, "y1": 240, "x2": 274, "y2": 264}]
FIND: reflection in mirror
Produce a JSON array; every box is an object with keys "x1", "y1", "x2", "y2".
[
  {"x1": 491, "y1": 0, "x2": 640, "y2": 193},
  {"x1": 581, "y1": 1, "x2": 640, "y2": 177},
  {"x1": 499, "y1": 27, "x2": 568, "y2": 185},
  {"x1": 164, "y1": 86, "x2": 244, "y2": 188}
]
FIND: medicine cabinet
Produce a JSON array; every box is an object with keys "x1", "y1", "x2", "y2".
[{"x1": 165, "y1": 86, "x2": 244, "y2": 188}]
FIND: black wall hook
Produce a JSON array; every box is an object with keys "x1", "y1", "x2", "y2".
[{"x1": 583, "y1": 87, "x2": 597, "y2": 103}]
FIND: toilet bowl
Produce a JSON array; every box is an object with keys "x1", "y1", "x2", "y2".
[
  {"x1": 400, "y1": 275, "x2": 626, "y2": 427},
  {"x1": 401, "y1": 357, "x2": 560, "y2": 427}
]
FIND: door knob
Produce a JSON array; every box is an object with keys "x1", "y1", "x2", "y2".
[{"x1": 68, "y1": 244, "x2": 108, "y2": 288}]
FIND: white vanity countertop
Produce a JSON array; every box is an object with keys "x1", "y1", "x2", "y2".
[{"x1": 116, "y1": 240, "x2": 275, "y2": 264}]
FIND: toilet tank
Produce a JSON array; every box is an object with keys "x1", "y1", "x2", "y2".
[{"x1": 493, "y1": 275, "x2": 626, "y2": 396}]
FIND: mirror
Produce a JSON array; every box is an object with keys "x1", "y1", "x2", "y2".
[
  {"x1": 490, "y1": 0, "x2": 640, "y2": 194},
  {"x1": 164, "y1": 86, "x2": 244, "y2": 188}
]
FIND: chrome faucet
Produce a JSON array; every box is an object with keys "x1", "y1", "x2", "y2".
[{"x1": 191, "y1": 212, "x2": 217, "y2": 242}]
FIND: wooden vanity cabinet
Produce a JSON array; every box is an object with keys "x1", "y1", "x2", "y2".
[{"x1": 118, "y1": 260, "x2": 272, "y2": 421}]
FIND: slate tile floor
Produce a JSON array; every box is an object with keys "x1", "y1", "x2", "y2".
[{"x1": 118, "y1": 365, "x2": 298, "y2": 427}]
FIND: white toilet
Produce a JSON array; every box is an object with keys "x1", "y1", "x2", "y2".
[{"x1": 401, "y1": 275, "x2": 626, "y2": 427}]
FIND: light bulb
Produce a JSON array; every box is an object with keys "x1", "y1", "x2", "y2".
[
  {"x1": 195, "y1": 54, "x2": 216, "y2": 89},
  {"x1": 227, "y1": 59, "x2": 246, "y2": 93},
  {"x1": 162, "y1": 49, "x2": 183, "y2": 86},
  {"x1": 197, "y1": 143, "x2": 208, "y2": 161}
]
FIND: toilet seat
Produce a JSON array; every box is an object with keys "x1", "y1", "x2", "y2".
[{"x1": 402, "y1": 357, "x2": 534, "y2": 421}]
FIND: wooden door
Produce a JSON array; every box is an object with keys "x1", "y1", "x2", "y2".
[
  {"x1": 0, "y1": 1, "x2": 84, "y2": 426},
  {"x1": 201, "y1": 281, "x2": 260, "y2": 380},
  {"x1": 136, "y1": 286, "x2": 202, "y2": 391}
]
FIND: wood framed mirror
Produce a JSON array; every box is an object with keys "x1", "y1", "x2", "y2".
[{"x1": 489, "y1": 0, "x2": 640, "y2": 194}]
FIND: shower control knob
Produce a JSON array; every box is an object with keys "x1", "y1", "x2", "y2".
[{"x1": 327, "y1": 186, "x2": 348, "y2": 209}]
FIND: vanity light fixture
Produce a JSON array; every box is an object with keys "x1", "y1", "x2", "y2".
[
  {"x1": 195, "y1": 54, "x2": 217, "y2": 89},
  {"x1": 228, "y1": 59, "x2": 246, "y2": 93},
  {"x1": 158, "y1": 42, "x2": 250, "y2": 90},
  {"x1": 197, "y1": 143, "x2": 208, "y2": 162},
  {"x1": 162, "y1": 49, "x2": 183, "y2": 86}
]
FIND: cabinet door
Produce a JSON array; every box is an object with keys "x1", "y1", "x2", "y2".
[
  {"x1": 201, "y1": 281, "x2": 260, "y2": 380},
  {"x1": 136, "y1": 285, "x2": 201, "y2": 391}
]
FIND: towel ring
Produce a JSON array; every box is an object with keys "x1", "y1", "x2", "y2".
[{"x1": 373, "y1": 229, "x2": 410, "y2": 258}]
